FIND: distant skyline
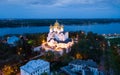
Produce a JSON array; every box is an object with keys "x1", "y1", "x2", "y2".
[{"x1": 0, "y1": 0, "x2": 120, "y2": 19}]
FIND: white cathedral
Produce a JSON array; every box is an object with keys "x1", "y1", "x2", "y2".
[{"x1": 42, "y1": 20, "x2": 74, "y2": 55}]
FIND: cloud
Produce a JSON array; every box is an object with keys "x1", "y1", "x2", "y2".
[
  {"x1": 34, "y1": 0, "x2": 104, "y2": 7},
  {"x1": 0, "y1": 0, "x2": 120, "y2": 9},
  {"x1": 51, "y1": 0, "x2": 101, "y2": 7},
  {"x1": 0, "y1": 0, "x2": 120, "y2": 18},
  {"x1": 24, "y1": 0, "x2": 56, "y2": 5},
  {"x1": 0, "y1": 0, "x2": 56, "y2": 5},
  {"x1": 0, "y1": 0, "x2": 119, "y2": 6}
]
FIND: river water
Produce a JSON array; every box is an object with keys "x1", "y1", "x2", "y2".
[{"x1": 0, "y1": 23, "x2": 120, "y2": 36}]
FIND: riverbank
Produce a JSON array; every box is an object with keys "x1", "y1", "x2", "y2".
[{"x1": 0, "y1": 19, "x2": 120, "y2": 28}]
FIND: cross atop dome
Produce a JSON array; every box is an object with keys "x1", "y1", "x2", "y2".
[{"x1": 54, "y1": 20, "x2": 60, "y2": 27}]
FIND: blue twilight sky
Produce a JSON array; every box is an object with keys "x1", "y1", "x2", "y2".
[{"x1": 0, "y1": 0, "x2": 120, "y2": 19}]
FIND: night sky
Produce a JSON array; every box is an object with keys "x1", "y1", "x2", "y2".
[{"x1": 0, "y1": 0, "x2": 120, "y2": 18}]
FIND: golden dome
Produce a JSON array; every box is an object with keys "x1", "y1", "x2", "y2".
[
  {"x1": 58, "y1": 26, "x2": 61, "y2": 30},
  {"x1": 54, "y1": 20, "x2": 60, "y2": 27}
]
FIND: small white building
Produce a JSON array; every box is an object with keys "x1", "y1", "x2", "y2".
[
  {"x1": 33, "y1": 46, "x2": 42, "y2": 52},
  {"x1": 7, "y1": 36, "x2": 19, "y2": 45},
  {"x1": 20, "y1": 59, "x2": 50, "y2": 75}
]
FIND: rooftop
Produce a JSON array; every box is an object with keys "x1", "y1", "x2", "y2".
[
  {"x1": 20, "y1": 59, "x2": 49, "y2": 74},
  {"x1": 69, "y1": 59, "x2": 97, "y2": 68},
  {"x1": 7, "y1": 36, "x2": 19, "y2": 44}
]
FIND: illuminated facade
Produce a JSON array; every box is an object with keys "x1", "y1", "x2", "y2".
[{"x1": 42, "y1": 21, "x2": 74, "y2": 55}]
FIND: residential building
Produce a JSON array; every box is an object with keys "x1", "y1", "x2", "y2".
[
  {"x1": 61, "y1": 60, "x2": 99, "y2": 75},
  {"x1": 20, "y1": 59, "x2": 50, "y2": 75}
]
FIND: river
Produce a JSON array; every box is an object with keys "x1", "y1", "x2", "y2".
[{"x1": 0, "y1": 23, "x2": 120, "y2": 36}]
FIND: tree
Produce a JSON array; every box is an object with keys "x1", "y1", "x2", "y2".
[
  {"x1": 41, "y1": 72, "x2": 48, "y2": 75},
  {"x1": 44, "y1": 51, "x2": 55, "y2": 62},
  {"x1": 76, "y1": 52, "x2": 82, "y2": 59},
  {"x1": 2, "y1": 65, "x2": 14, "y2": 75}
]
